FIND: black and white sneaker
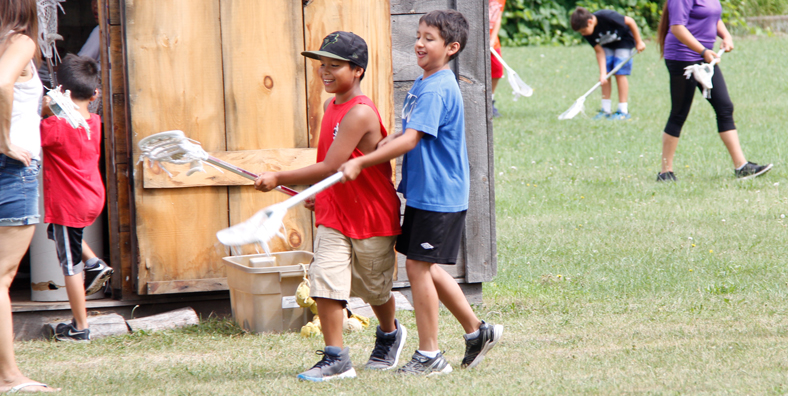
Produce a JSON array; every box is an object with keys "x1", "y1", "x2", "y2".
[
  {"x1": 461, "y1": 321, "x2": 503, "y2": 369},
  {"x1": 735, "y1": 162, "x2": 772, "y2": 180},
  {"x1": 656, "y1": 171, "x2": 677, "y2": 182},
  {"x1": 365, "y1": 319, "x2": 407, "y2": 370},
  {"x1": 297, "y1": 347, "x2": 356, "y2": 382},
  {"x1": 397, "y1": 351, "x2": 452, "y2": 376},
  {"x1": 55, "y1": 321, "x2": 90, "y2": 342},
  {"x1": 84, "y1": 260, "x2": 113, "y2": 296}
]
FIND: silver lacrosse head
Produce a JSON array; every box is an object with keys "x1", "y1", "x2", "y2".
[
  {"x1": 216, "y1": 204, "x2": 288, "y2": 254},
  {"x1": 558, "y1": 98, "x2": 585, "y2": 120},
  {"x1": 47, "y1": 86, "x2": 91, "y2": 139},
  {"x1": 508, "y1": 71, "x2": 533, "y2": 101},
  {"x1": 137, "y1": 130, "x2": 211, "y2": 176}
]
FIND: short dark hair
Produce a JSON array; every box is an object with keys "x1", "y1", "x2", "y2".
[
  {"x1": 570, "y1": 7, "x2": 593, "y2": 31},
  {"x1": 419, "y1": 10, "x2": 468, "y2": 61},
  {"x1": 57, "y1": 54, "x2": 99, "y2": 100}
]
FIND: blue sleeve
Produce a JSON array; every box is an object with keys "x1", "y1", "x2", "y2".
[{"x1": 404, "y1": 92, "x2": 444, "y2": 138}]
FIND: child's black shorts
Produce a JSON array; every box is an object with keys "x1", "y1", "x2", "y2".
[
  {"x1": 47, "y1": 224, "x2": 85, "y2": 276},
  {"x1": 396, "y1": 206, "x2": 466, "y2": 265}
]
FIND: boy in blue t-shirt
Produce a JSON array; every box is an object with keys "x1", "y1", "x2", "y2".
[
  {"x1": 340, "y1": 9, "x2": 503, "y2": 375},
  {"x1": 570, "y1": 7, "x2": 645, "y2": 120}
]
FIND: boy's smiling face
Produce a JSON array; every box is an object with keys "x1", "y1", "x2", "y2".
[
  {"x1": 415, "y1": 22, "x2": 459, "y2": 77},
  {"x1": 318, "y1": 56, "x2": 362, "y2": 94}
]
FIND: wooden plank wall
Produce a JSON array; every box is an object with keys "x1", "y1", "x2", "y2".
[{"x1": 389, "y1": 1, "x2": 497, "y2": 283}]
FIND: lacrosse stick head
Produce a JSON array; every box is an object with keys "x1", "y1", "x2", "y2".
[
  {"x1": 558, "y1": 98, "x2": 585, "y2": 120},
  {"x1": 46, "y1": 86, "x2": 92, "y2": 139},
  {"x1": 507, "y1": 71, "x2": 533, "y2": 101},
  {"x1": 216, "y1": 204, "x2": 288, "y2": 254},
  {"x1": 137, "y1": 130, "x2": 210, "y2": 176}
]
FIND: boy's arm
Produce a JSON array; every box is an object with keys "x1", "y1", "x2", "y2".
[
  {"x1": 255, "y1": 104, "x2": 378, "y2": 191},
  {"x1": 593, "y1": 45, "x2": 608, "y2": 85},
  {"x1": 624, "y1": 16, "x2": 646, "y2": 53},
  {"x1": 339, "y1": 128, "x2": 423, "y2": 181}
]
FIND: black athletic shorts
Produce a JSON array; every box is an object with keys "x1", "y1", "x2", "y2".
[
  {"x1": 47, "y1": 224, "x2": 85, "y2": 276},
  {"x1": 396, "y1": 206, "x2": 466, "y2": 265}
]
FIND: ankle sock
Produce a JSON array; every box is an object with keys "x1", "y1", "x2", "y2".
[
  {"x1": 736, "y1": 162, "x2": 749, "y2": 170},
  {"x1": 417, "y1": 350, "x2": 439, "y2": 358},
  {"x1": 601, "y1": 99, "x2": 612, "y2": 114},
  {"x1": 324, "y1": 345, "x2": 342, "y2": 356},
  {"x1": 618, "y1": 102, "x2": 628, "y2": 114},
  {"x1": 85, "y1": 257, "x2": 100, "y2": 270},
  {"x1": 464, "y1": 329, "x2": 480, "y2": 340}
]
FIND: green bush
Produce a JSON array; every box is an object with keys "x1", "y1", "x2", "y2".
[{"x1": 500, "y1": 0, "x2": 788, "y2": 46}]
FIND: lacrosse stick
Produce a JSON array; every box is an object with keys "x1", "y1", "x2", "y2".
[
  {"x1": 683, "y1": 48, "x2": 726, "y2": 99},
  {"x1": 37, "y1": 0, "x2": 66, "y2": 86},
  {"x1": 216, "y1": 171, "x2": 344, "y2": 250},
  {"x1": 490, "y1": 47, "x2": 533, "y2": 100},
  {"x1": 137, "y1": 130, "x2": 298, "y2": 196},
  {"x1": 558, "y1": 50, "x2": 638, "y2": 120},
  {"x1": 46, "y1": 86, "x2": 91, "y2": 139}
]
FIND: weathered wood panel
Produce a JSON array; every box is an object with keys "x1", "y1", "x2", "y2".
[
  {"x1": 220, "y1": 0, "x2": 313, "y2": 256},
  {"x1": 390, "y1": 0, "x2": 451, "y2": 14},
  {"x1": 456, "y1": 1, "x2": 497, "y2": 283},
  {"x1": 146, "y1": 279, "x2": 227, "y2": 295},
  {"x1": 142, "y1": 148, "x2": 317, "y2": 189},
  {"x1": 125, "y1": 0, "x2": 229, "y2": 294},
  {"x1": 107, "y1": 0, "x2": 120, "y2": 26},
  {"x1": 303, "y1": 0, "x2": 394, "y2": 148}
]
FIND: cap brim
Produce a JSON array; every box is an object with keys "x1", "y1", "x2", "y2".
[{"x1": 301, "y1": 50, "x2": 351, "y2": 62}]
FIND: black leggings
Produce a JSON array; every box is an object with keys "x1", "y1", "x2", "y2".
[{"x1": 664, "y1": 59, "x2": 736, "y2": 138}]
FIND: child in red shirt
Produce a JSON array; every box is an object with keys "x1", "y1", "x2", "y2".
[
  {"x1": 40, "y1": 54, "x2": 110, "y2": 341},
  {"x1": 255, "y1": 32, "x2": 404, "y2": 382}
]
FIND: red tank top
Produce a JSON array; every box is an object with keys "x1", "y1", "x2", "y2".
[{"x1": 314, "y1": 95, "x2": 401, "y2": 239}]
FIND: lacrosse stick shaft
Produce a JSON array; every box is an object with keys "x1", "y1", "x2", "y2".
[
  {"x1": 490, "y1": 47, "x2": 517, "y2": 75},
  {"x1": 578, "y1": 50, "x2": 638, "y2": 100},
  {"x1": 277, "y1": 171, "x2": 343, "y2": 211},
  {"x1": 203, "y1": 156, "x2": 298, "y2": 196},
  {"x1": 708, "y1": 48, "x2": 726, "y2": 67}
]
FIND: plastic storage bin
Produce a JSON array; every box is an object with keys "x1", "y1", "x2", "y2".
[{"x1": 223, "y1": 251, "x2": 314, "y2": 333}]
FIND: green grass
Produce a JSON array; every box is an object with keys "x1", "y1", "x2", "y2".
[{"x1": 14, "y1": 37, "x2": 788, "y2": 395}]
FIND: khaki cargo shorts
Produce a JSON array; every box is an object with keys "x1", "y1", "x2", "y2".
[{"x1": 310, "y1": 225, "x2": 397, "y2": 306}]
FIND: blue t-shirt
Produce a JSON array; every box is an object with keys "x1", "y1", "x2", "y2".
[{"x1": 398, "y1": 69, "x2": 469, "y2": 213}]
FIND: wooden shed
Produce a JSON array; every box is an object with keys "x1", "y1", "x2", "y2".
[{"x1": 13, "y1": 0, "x2": 497, "y2": 336}]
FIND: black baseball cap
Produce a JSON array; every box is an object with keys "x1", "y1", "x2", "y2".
[{"x1": 302, "y1": 31, "x2": 368, "y2": 70}]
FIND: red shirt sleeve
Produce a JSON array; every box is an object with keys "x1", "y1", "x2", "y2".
[{"x1": 40, "y1": 116, "x2": 63, "y2": 148}]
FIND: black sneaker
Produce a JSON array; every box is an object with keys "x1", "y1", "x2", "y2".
[
  {"x1": 461, "y1": 321, "x2": 504, "y2": 369},
  {"x1": 396, "y1": 351, "x2": 452, "y2": 376},
  {"x1": 365, "y1": 319, "x2": 407, "y2": 370},
  {"x1": 84, "y1": 260, "x2": 113, "y2": 296},
  {"x1": 735, "y1": 162, "x2": 773, "y2": 180},
  {"x1": 656, "y1": 171, "x2": 677, "y2": 182},
  {"x1": 492, "y1": 100, "x2": 501, "y2": 118},
  {"x1": 55, "y1": 321, "x2": 90, "y2": 342},
  {"x1": 297, "y1": 347, "x2": 356, "y2": 382}
]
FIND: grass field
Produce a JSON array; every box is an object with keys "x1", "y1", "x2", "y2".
[{"x1": 13, "y1": 36, "x2": 788, "y2": 395}]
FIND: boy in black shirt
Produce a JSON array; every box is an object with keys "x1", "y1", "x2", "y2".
[{"x1": 571, "y1": 7, "x2": 645, "y2": 120}]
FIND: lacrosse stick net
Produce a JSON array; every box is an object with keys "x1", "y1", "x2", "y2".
[
  {"x1": 46, "y1": 86, "x2": 91, "y2": 139},
  {"x1": 559, "y1": 51, "x2": 637, "y2": 120},
  {"x1": 216, "y1": 172, "x2": 344, "y2": 249},
  {"x1": 683, "y1": 49, "x2": 726, "y2": 99},
  {"x1": 490, "y1": 47, "x2": 533, "y2": 100},
  {"x1": 137, "y1": 130, "x2": 298, "y2": 195},
  {"x1": 37, "y1": 0, "x2": 65, "y2": 85}
]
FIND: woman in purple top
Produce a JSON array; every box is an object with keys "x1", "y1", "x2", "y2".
[{"x1": 655, "y1": 0, "x2": 772, "y2": 181}]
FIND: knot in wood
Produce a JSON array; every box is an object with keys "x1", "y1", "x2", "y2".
[
  {"x1": 263, "y1": 76, "x2": 274, "y2": 90},
  {"x1": 288, "y1": 230, "x2": 302, "y2": 247}
]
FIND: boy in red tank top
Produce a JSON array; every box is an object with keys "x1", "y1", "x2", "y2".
[{"x1": 254, "y1": 32, "x2": 405, "y2": 382}]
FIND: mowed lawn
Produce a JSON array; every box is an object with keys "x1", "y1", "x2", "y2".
[{"x1": 14, "y1": 36, "x2": 788, "y2": 395}]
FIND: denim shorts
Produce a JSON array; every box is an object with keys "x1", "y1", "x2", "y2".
[{"x1": 0, "y1": 154, "x2": 41, "y2": 226}]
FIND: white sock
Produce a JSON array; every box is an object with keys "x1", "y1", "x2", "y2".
[
  {"x1": 464, "y1": 329, "x2": 480, "y2": 340},
  {"x1": 736, "y1": 162, "x2": 749, "y2": 170},
  {"x1": 618, "y1": 102, "x2": 628, "y2": 114},
  {"x1": 601, "y1": 99, "x2": 612, "y2": 114},
  {"x1": 417, "y1": 350, "x2": 439, "y2": 358}
]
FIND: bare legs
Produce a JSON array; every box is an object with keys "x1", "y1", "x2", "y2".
[
  {"x1": 64, "y1": 274, "x2": 88, "y2": 330},
  {"x1": 0, "y1": 225, "x2": 54, "y2": 393},
  {"x1": 317, "y1": 294, "x2": 398, "y2": 348},
  {"x1": 600, "y1": 76, "x2": 629, "y2": 105},
  {"x1": 661, "y1": 130, "x2": 746, "y2": 173},
  {"x1": 406, "y1": 259, "x2": 481, "y2": 351}
]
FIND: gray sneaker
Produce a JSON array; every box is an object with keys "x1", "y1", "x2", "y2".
[
  {"x1": 84, "y1": 259, "x2": 113, "y2": 296},
  {"x1": 735, "y1": 162, "x2": 772, "y2": 180},
  {"x1": 297, "y1": 347, "x2": 356, "y2": 382},
  {"x1": 397, "y1": 351, "x2": 452, "y2": 376},
  {"x1": 365, "y1": 319, "x2": 407, "y2": 370},
  {"x1": 461, "y1": 321, "x2": 504, "y2": 369},
  {"x1": 54, "y1": 321, "x2": 90, "y2": 342}
]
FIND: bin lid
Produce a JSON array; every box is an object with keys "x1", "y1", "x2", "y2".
[{"x1": 222, "y1": 251, "x2": 314, "y2": 274}]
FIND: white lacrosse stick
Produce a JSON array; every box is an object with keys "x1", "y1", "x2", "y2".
[
  {"x1": 683, "y1": 48, "x2": 726, "y2": 99},
  {"x1": 216, "y1": 172, "x2": 344, "y2": 250},
  {"x1": 137, "y1": 130, "x2": 298, "y2": 195},
  {"x1": 46, "y1": 86, "x2": 91, "y2": 139},
  {"x1": 490, "y1": 47, "x2": 533, "y2": 100},
  {"x1": 558, "y1": 51, "x2": 638, "y2": 120},
  {"x1": 37, "y1": 0, "x2": 65, "y2": 72}
]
